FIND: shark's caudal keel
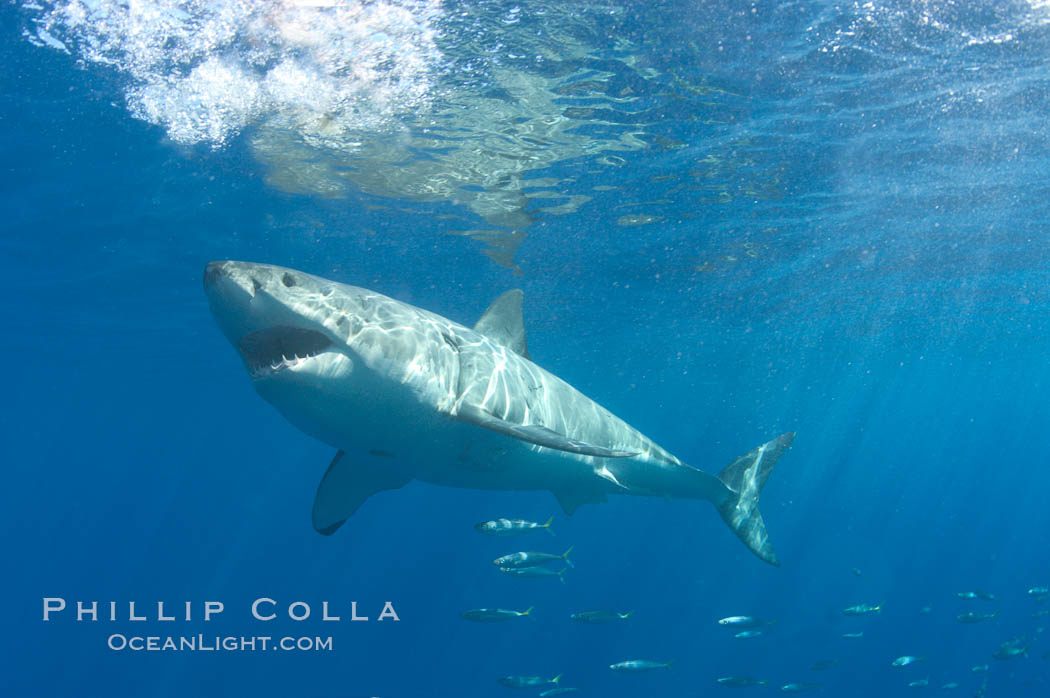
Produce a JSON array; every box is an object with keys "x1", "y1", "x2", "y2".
[{"x1": 204, "y1": 261, "x2": 795, "y2": 566}]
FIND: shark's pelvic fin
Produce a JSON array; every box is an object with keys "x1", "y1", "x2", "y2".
[
  {"x1": 457, "y1": 404, "x2": 639, "y2": 458},
  {"x1": 473, "y1": 289, "x2": 530, "y2": 359},
  {"x1": 595, "y1": 464, "x2": 630, "y2": 489},
  {"x1": 312, "y1": 450, "x2": 411, "y2": 536},
  {"x1": 552, "y1": 488, "x2": 608, "y2": 516},
  {"x1": 716, "y1": 432, "x2": 795, "y2": 566}
]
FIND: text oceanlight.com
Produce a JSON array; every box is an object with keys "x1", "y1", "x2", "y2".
[{"x1": 107, "y1": 634, "x2": 333, "y2": 652}]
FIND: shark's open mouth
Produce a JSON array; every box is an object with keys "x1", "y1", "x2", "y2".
[{"x1": 238, "y1": 326, "x2": 333, "y2": 379}]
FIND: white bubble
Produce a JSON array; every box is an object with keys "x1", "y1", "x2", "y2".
[
  {"x1": 131, "y1": 58, "x2": 265, "y2": 145},
  {"x1": 25, "y1": 0, "x2": 444, "y2": 145}
]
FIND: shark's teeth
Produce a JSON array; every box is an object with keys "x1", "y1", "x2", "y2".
[
  {"x1": 238, "y1": 326, "x2": 333, "y2": 380},
  {"x1": 250, "y1": 353, "x2": 317, "y2": 379}
]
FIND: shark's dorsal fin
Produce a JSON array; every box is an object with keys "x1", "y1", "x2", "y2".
[
  {"x1": 553, "y1": 489, "x2": 608, "y2": 516},
  {"x1": 457, "y1": 404, "x2": 639, "y2": 458},
  {"x1": 312, "y1": 450, "x2": 411, "y2": 536},
  {"x1": 473, "y1": 289, "x2": 530, "y2": 359}
]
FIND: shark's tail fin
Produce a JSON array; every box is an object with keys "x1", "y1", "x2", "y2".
[{"x1": 716, "y1": 432, "x2": 794, "y2": 567}]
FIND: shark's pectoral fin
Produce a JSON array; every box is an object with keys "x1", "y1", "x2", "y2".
[
  {"x1": 474, "y1": 289, "x2": 530, "y2": 359},
  {"x1": 457, "y1": 404, "x2": 639, "y2": 458},
  {"x1": 552, "y1": 489, "x2": 608, "y2": 516},
  {"x1": 312, "y1": 450, "x2": 411, "y2": 536}
]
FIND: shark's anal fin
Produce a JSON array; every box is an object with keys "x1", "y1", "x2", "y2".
[
  {"x1": 457, "y1": 404, "x2": 639, "y2": 458},
  {"x1": 473, "y1": 289, "x2": 530, "y2": 359},
  {"x1": 312, "y1": 450, "x2": 411, "y2": 536},
  {"x1": 552, "y1": 489, "x2": 608, "y2": 516}
]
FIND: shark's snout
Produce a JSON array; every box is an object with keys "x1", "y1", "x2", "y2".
[
  {"x1": 204, "y1": 260, "x2": 321, "y2": 300},
  {"x1": 203, "y1": 261, "x2": 258, "y2": 340},
  {"x1": 203, "y1": 260, "x2": 267, "y2": 297},
  {"x1": 203, "y1": 261, "x2": 258, "y2": 308},
  {"x1": 203, "y1": 260, "x2": 227, "y2": 289}
]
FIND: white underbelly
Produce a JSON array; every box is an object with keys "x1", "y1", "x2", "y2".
[{"x1": 255, "y1": 357, "x2": 599, "y2": 493}]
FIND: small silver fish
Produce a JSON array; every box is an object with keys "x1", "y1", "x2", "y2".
[
  {"x1": 970, "y1": 664, "x2": 988, "y2": 673},
  {"x1": 941, "y1": 683, "x2": 959, "y2": 690},
  {"x1": 958, "y1": 590, "x2": 997, "y2": 601},
  {"x1": 718, "y1": 616, "x2": 776, "y2": 628},
  {"x1": 570, "y1": 610, "x2": 633, "y2": 623},
  {"x1": 494, "y1": 547, "x2": 574, "y2": 569},
  {"x1": 498, "y1": 566, "x2": 567, "y2": 582},
  {"x1": 735, "y1": 630, "x2": 763, "y2": 639},
  {"x1": 781, "y1": 682, "x2": 823, "y2": 693},
  {"x1": 842, "y1": 603, "x2": 882, "y2": 616},
  {"x1": 498, "y1": 674, "x2": 561, "y2": 689},
  {"x1": 610, "y1": 659, "x2": 674, "y2": 672},
  {"x1": 1028, "y1": 586, "x2": 1049, "y2": 598},
  {"x1": 993, "y1": 637, "x2": 1029, "y2": 660},
  {"x1": 956, "y1": 611, "x2": 999, "y2": 624},
  {"x1": 539, "y1": 689, "x2": 579, "y2": 697},
  {"x1": 461, "y1": 607, "x2": 533, "y2": 622},
  {"x1": 717, "y1": 676, "x2": 769, "y2": 687},
  {"x1": 908, "y1": 678, "x2": 929, "y2": 688},
  {"x1": 892, "y1": 656, "x2": 924, "y2": 667},
  {"x1": 476, "y1": 516, "x2": 555, "y2": 537},
  {"x1": 842, "y1": 632, "x2": 864, "y2": 639}
]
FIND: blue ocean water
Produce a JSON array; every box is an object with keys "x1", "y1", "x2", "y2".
[{"x1": 3, "y1": 0, "x2": 1049, "y2": 696}]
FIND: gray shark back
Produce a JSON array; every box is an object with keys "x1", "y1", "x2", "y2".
[{"x1": 324, "y1": 281, "x2": 677, "y2": 463}]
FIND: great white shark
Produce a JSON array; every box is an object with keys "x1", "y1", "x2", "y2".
[{"x1": 204, "y1": 261, "x2": 795, "y2": 565}]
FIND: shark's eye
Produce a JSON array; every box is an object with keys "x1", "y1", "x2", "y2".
[{"x1": 282, "y1": 273, "x2": 297, "y2": 288}]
